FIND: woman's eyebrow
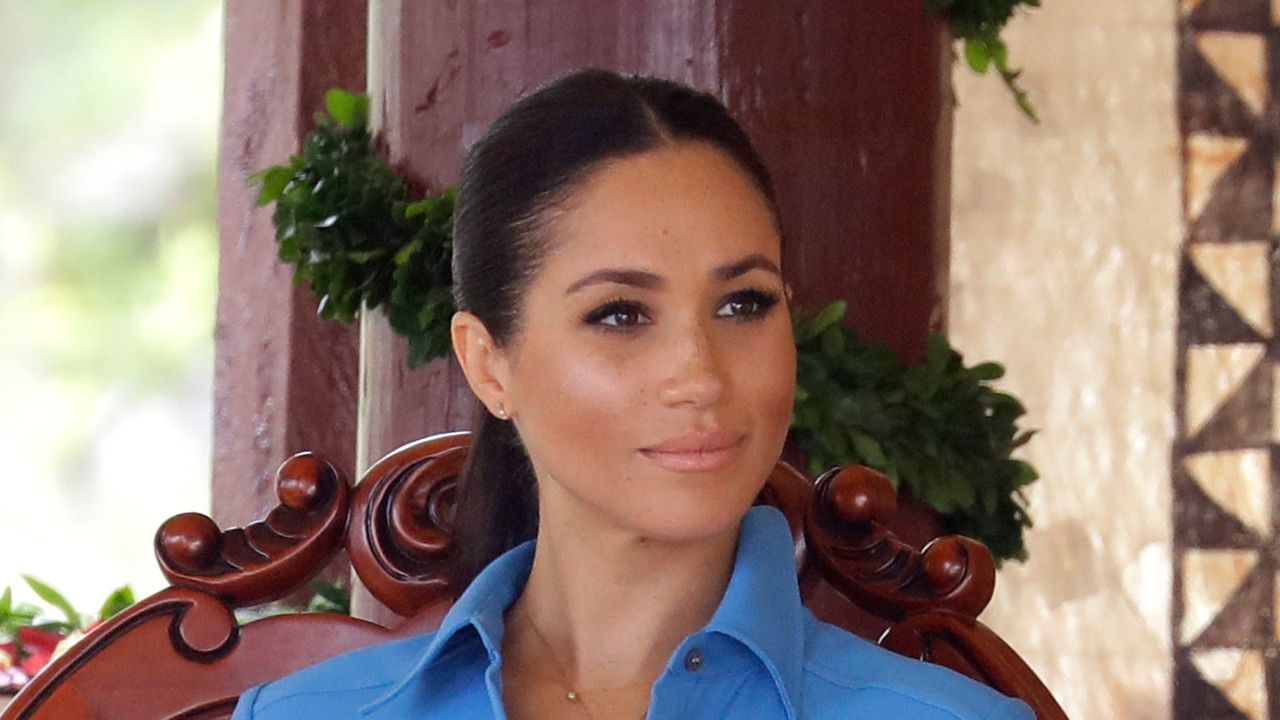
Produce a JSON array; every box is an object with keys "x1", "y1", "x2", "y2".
[{"x1": 564, "y1": 253, "x2": 781, "y2": 296}]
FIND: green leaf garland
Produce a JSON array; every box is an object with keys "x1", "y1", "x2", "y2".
[{"x1": 249, "y1": 88, "x2": 456, "y2": 368}]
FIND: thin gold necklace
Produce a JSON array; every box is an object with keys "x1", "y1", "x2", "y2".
[{"x1": 514, "y1": 603, "x2": 651, "y2": 720}]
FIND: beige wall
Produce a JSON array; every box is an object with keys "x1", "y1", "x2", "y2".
[{"x1": 950, "y1": 2, "x2": 1181, "y2": 719}]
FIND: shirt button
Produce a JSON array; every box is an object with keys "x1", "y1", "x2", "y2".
[{"x1": 683, "y1": 648, "x2": 705, "y2": 672}]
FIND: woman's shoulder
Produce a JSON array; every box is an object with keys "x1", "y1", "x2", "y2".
[
  {"x1": 799, "y1": 611, "x2": 1034, "y2": 720},
  {"x1": 230, "y1": 631, "x2": 437, "y2": 719}
]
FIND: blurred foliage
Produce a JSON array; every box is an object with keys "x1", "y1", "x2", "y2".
[
  {"x1": 1, "y1": 578, "x2": 135, "y2": 637},
  {"x1": 0, "y1": 1, "x2": 220, "y2": 606},
  {"x1": 0, "y1": 1, "x2": 218, "y2": 393},
  {"x1": 791, "y1": 302, "x2": 1038, "y2": 563},
  {"x1": 306, "y1": 578, "x2": 351, "y2": 615}
]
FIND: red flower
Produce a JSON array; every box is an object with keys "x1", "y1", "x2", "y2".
[
  {"x1": 18, "y1": 651, "x2": 50, "y2": 677},
  {"x1": 17, "y1": 627, "x2": 64, "y2": 657},
  {"x1": 14, "y1": 627, "x2": 65, "y2": 677}
]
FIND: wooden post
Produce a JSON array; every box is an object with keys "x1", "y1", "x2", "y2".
[
  {"x1": 355, "y1": 0, "x2": 952, "y2": 623},
  {"x1": 213, "y1": 1, "x2": 367, "y2": 527}
]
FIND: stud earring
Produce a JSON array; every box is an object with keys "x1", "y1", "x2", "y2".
[{"x1": 495, "y1": 404, "x2": 508, "y2": 419}]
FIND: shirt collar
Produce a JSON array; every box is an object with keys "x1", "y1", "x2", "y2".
[
  {"x1": 697, "y1": 504, "x2": 805, "y2": 716},
  {"x1": 361, "y1": 504, "x2": 805, "y2": 716}
]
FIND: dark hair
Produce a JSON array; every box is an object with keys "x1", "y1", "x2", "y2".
[{"x1": 448, "y1": 67, "x2": 779, "y2": 591}]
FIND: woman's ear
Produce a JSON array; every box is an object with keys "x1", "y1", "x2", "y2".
[{"x1": 450, "y1": 310, "x2": 515, "y2": 419}]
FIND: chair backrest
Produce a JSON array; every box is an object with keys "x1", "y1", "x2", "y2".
[{"x1": 1, "y1": 432, "x2": 1067, "y2": 720}]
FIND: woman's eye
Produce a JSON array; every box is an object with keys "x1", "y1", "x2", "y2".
[
  {"x1": 583, "y1": 289, "x2": 780, "y2": 333},
  {"x1": 716, "y1": 288, "x2": 781, "y2": 320},
  {"x1": 584, "y1": 299, "x2": 652, "y2": 331}
]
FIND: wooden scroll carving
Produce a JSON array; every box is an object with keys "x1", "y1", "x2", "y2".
[
  {"x1": 154, "y1": 453, "x2": 348, "y2": 607},
  {"x1": 346, "y1": 431, "x2": 470, "y2": 617},
  {"x1": 804, "y1": 465, "x2": 996, "y2": 621},
  {"x1": 2, "y1": 431, "x2": 1067, "y2": 720}
]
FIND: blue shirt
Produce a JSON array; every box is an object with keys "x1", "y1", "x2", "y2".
[{"x1": 232, "y1": 506, "x2": 1035, "y2": 719}]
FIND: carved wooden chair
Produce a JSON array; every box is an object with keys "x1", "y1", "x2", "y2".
[{"x1": 1, "y1": 431, "x2": 1068, "y2": 720}]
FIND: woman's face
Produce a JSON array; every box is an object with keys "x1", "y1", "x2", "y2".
[{"x1": 480, "y1": 141, "x2": 795, "y2": 544}]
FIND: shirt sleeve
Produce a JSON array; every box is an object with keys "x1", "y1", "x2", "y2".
[
  {"x1": 229, "y1": 684, "x2": 264, "y2": 720},
  {"x1": 983, "y1": 696, "x2": 1037, "y2": 720}
]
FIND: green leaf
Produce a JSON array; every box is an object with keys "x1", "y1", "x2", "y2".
[
  {"x1": 849, "y1": 431, "x2": 888, "y2": 468},
  {"x1": 1014, "y1": 460, "x2": 1040, "y2": 486},
  {"x1": 22, "y1": 575, "x2": 82, "y2": 630},
  {"x1": 0, "y1": 587, "x2": 10, "y2": 616},
  {"x1": 964, "y1": 38, "x2": 991, "y2": 73},
  {"x1": 925, "y1": 333, "x2": 953, "y2": 374},
  {"x1": 948, "y1": 472, "x2": 976, "y2": 510},
  {"x1": 1011, "y1": 429, "x2": 1037, "y2": 449},
  {"x1": 98, "y1": 585, "x2": 135, "y2": 621},
  {"x1": 324, "y1": 88, "x2": 369, "y2": 130},
  {"x1": 796, "y1": 301, "x2": 846, "y2": 344},
  {"x1": 347, "y1": 249, "x2": 385, "y2": 264},
  {"x1": 307, "y1": 579, "x2": 350, "y2": 614},
  {"x1": 404, "y1": 200, "x2": 429, "y2": 219},
  {"x1": 394, "y1": 239, "x2": 422, "y2": 267},
  {"x1": 253, "y1": 166, "x2": 294, "y2": 206},
  {"x1": 970, "y1": 362, "x2": 1004, "y2": 381},
  {"x1": 990, "y1": 39, "x2": 1011, "y2": 73},
  {"x1": 820, "y1": 325, "x2": 847, "y2": 359}
]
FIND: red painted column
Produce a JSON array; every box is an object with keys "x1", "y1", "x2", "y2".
[
  {"x1": 357, "y1": 1, "x2": 951, "y2": 622},
  {"x1": 717, "y1": 4, "x2": 953, "y2": 363},
  {"x1": 213, "y1": 1, "x2": 367, "y2": 526}
]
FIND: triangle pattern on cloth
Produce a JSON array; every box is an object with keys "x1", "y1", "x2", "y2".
[
  {"x1": 1175, "y1": 652, "x2": 1252, "y2": 719},
  {"x1": 1174, "y1": 465, "x2": 1259, "y2": 548},
  {"x1": 1179, "y1": 255, "x2": 1267, "y2": 346},
  {"x1": 1183, "y1": 449, "x2": 1271, "y2": 536},
  {"x1": 1189, "y1": 648, "x2": 1268, "y2": 718},
  {"x1": 1185, "y1": 350, "x2": 1273, "y2": 451},
  {"x1": 1184, "y1": 344, "x2": 1267, "y2": 438},
  {"x1": 1189, "y1": 562, "x2": 1273, "y2": 647},
  {"x1": 1188, "y1": 242, "x2": 1272, "y2": 337},
  {"x1": 1194, "y1": 32, "x2": 1267, "y2": 117},
  {"x1": 1185, "y1": 134, "x2": 1249, "y2": 223},
  {"x1": 1181, "y1": 549, "x2": 1259, "y2": 645},
  {"x1": 1189, "y1": 139, "x2": 1273, "y2": 242},
  {"x1": 1180, "y1": 38, "x2": 1258, "y2": 136}
]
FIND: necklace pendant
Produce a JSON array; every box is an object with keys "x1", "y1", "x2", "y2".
[{"x1": 566, "y1": 691, "x2": 579, "y2": 702}]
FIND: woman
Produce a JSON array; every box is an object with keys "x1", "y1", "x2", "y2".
[{"x1": 232, "y1": 68, "x2": 1033, "y2": 720}]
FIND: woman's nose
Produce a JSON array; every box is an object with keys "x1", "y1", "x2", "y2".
[{"x1": 657, "y1": 321, "x2": 726, "y2": 409}]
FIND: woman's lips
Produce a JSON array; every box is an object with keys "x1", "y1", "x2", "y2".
[{"x1": 639, "y1": 432, "x2": 746, "y2": 473}]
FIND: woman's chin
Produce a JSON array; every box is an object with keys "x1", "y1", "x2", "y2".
[{"x1": 615, "y1": 482, "x2": 762, "y2": 545}]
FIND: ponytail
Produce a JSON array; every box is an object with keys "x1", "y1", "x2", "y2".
[{"x1": 450, "y1": 407, "x2": 538, "y2": 592}]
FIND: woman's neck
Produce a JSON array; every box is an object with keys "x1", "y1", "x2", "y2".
[{"x1": 506, "y1": 497, "x2": 741, "y2": 691}]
